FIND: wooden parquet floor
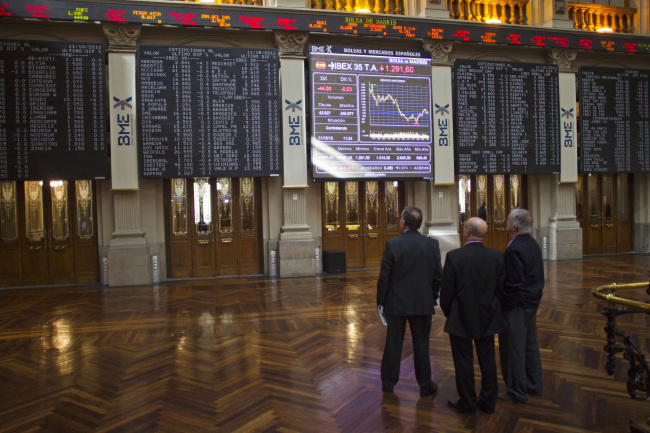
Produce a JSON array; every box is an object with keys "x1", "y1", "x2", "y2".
[{"x1": 1, "y1": 254, "x2": 650, "y2": 432}]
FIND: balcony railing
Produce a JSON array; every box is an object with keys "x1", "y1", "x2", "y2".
[
  {"x1": 310, "y1": 0, "x2": 404, "y2": 14},
  {"x1": 447, "y1": 0, "x2": 529, "y2": 24},
  {"x1": 568, "y1": 3, "x2": 636, "y2": 33},
  {"x1": 593, "y1": 281, "x2": 650, "y2": 400}
]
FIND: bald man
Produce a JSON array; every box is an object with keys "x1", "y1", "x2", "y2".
[{"x1": 440, "y1": 217, "x2": 506, "y2": 415}]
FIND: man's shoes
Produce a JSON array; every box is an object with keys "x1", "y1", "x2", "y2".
[
  {"x1": 498, "y1": 392, "x2": 527, "y2": 404},
  {"x1": 447, "y1": 400, "x2": 476, "y2": 415},
  {"x1": 477, "y1": 400, "x2": 495, "y2": 415},
  {"x1": 382, "y1": 386, "x2": 394, "y2": 394},
  {"x1": 420, "y1": 382, "x2": 438, "y2": 397}
]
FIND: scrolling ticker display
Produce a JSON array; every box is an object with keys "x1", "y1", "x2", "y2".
[
  {"x1": 0, "y1": 39, "x2": 107, "y2": 181},
  {"x1": 138, "y1": 45, "x2": 281, "y2": 179},
  {"x1": 0, "y1": 0, "x2": 649, "y2": 55},
  {"x1": 579, "y1": 66, "x2": 650, "y2": 173},
  {"x1": 310, "y1": 45, "x2": 433, "y2": 180},
  {"x1": 453, "y1": 59, "x2": 560, "y2": 175}
]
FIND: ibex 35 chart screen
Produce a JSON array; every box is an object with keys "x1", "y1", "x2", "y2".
[{"x1": 309, "y1": 45, "x2": 433, "y2": 180}]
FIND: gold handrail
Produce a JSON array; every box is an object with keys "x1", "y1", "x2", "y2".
[{"x1": 592, "y1": 282, "x2": 650, "y2": 312}]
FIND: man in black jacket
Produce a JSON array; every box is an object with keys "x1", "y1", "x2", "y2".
[
  {"x1": 498, "y1": 208, "x2": 545, "y2": 404},
  {"x1": 440, "y1": 217, "x2": 506, "y2": 414},
  {"x1": 377, "y1": 206, "x2": 442, "y2": 396}
]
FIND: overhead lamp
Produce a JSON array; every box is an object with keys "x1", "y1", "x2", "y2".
[
  {"x1": 486, "y1": 18, "x2": 502, "y2": 24},
  {"x1": 354, "y1": 7, "x2": 370, "y2": 12},
  {"x1": 597, "y1": 26, "x2": 613, "y2": 33}
]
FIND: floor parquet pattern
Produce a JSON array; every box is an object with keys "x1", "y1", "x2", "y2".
[{"x1": 1, "y1": 254, "x2": 650, "y2": 432}]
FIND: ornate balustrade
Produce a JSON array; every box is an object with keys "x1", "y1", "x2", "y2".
[
  {"x1": 447, "y1": 0, "x2": 528, "y2": 24},
  {"x1": 593, "y1": 281, "x2": 650, "y2": 400},
  {"x1": 568, "y1": 3, "x2": 636, "y2": 33}
]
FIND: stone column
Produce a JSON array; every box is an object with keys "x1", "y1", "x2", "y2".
[
  {"x1": 423, "y1": 40, "x2": 459, "y2": 263},
  {"x1": 539, "y1": 0, "x2": 574, "y2": 29},
  {"x1": 275, "y1": 31, "x2": 316, "y2": 277},
  {"x1": 417, "y1": 0, "x2": 451, "y2": 18},
  {"x1": 103, "y1": 23, "x2": 151, "y2": 286},
  {"x1": 545, "y1": 48, "x2": 582, "y2": 260}
]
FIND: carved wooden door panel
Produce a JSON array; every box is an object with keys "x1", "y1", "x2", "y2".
[
  {"x1": 191, "y1": 178, "x2": 216, "y2": 277},
  {"x1": 0, "y1": 181, "x2": 21, "y2": 286},
  {"x1": 343, "y1": 181, "x2": 364, "y2": 269}
]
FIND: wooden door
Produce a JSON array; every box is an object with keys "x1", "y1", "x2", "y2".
[
  {"x1": 0, "y1": 180, "x2": 97, "y2": 287},
  {"x1": 601, "y1": 174, "x2": 616, "y2": 253},
  {"x1": 322, "y1": 181, "x2": 403, "y2": 270},
  {"x1": 215, "y1": 177, "x2": 261, "y2": 276},
  {"x1": 22, "y1": 180, "x2": 75, "y2": 285},
  {"x1": 616, "y1": 174, "x2": 632, "y2": 252},
  {"x1": 579, "y1": 173, "x2": 632, "y2": 255},
  {"x1": 166, "y1": 178, "x2": 192, "y2": 278},
  {"x1": 343, "y1": 181, "x2": 364, "y2": 268},
  {"x1": 0, "y1": 181, "x2": 21, "y2": 286},
  {"x1": 191, "y1": 178, "x2": 216, "y2": 277},
  {"x1": 72, "y1": 180, "x2": 99, "y2": 283},
  {"x1": 166, "y1": 177, "x2": 261, "y2": 278}
]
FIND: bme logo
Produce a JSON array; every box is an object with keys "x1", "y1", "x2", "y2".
[
  {"x1": 562, "y1": 107, "x2": 574, "y2": 148},
  {"x1": 435, "y1": 103, "x2": 450, "y2": 146},
  {"x1": 113, "y1": 96, "x2": 133, "y2": 146},
  {"x1": 285, "y1": 99, "x2": 303, "y2": 146}
]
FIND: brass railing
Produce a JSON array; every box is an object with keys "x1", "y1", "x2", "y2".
[
  {"x1": 310, "y1": 0, "x2": 404, "y2": 14},
  {"x1": 447, "y1": 0, "x2": 529, "y2": 24},
  {"x1": 568, "y1": 3, "x2": 636, "y2": 33},
  {"x1": 593, "y1": 282, "x2": 650, "y2": 400}
]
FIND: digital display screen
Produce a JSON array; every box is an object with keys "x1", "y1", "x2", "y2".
[
  {"x1": 1, "y1": 0, "x2": 648, "y2": 55},
  {"x1": 309, "y1": 45, "x2": 433, "y2": 179},
  {"x1": 453, "y1": 59, "x2": 560, "y2": 175},
  {"x1": 579, "y1": 66, "x2": 650, "y2": 173},
  {"x1": 137, "y1": 45, "x2": 281, "y2": 178},
  {"x1": 0, "y1": 39, "x2": 107, "y2": 181}
]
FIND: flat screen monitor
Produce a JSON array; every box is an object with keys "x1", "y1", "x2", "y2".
[{"x1": 309, "y1": 45, "x2": 433, "y2": 180}]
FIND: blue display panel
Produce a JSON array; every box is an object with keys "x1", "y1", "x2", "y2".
[{"x1": 310, "y1": 45, "x2": 433, "y2": 180}]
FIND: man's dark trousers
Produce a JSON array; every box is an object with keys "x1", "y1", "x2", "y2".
[
  {"x1": 449, "y1": 333, "x2": 498, "y2": 410},
  {"x1": 381, "y1": 314, "x2": 435, "y2": 394}
]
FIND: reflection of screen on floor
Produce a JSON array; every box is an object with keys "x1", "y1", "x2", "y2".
[{"x1": 378, "y1": 306, "x2": 387, "y2": 326}]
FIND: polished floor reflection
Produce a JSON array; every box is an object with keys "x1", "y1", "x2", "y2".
[{"x1": 1, "y1": 254, "x2": 650, "y2": 432}]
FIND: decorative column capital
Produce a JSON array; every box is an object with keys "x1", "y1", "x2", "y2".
[
  {"x1": 548, "y1": 48, "x2": 577, "y2": 72},
  {"x1": 102, "y1": 23, "x2": 141, "y2": 51},
  {"x1": 423, "y1": 40, "x2": 454, "y2": 64},
  {"x1": 274, "y1": 30, "x2": 309, "y2": 55}
]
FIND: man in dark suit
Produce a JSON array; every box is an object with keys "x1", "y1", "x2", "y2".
[
  {"x1": 498, "y1": 208, "x2": 544, "y2": 404},
  {"x1": 377, "y1": 205, "x2": 442, "y2": 396},
  {"x1": 440, "y1": 217, "x2": 506, "y2": 415}
]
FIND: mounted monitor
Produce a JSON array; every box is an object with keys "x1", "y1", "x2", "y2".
[
  {"x1": 137, "y1": 45, "x2": 281, "y2": 179},
  {"x1": 453, "y1": 59, "x2": 561, "y2": 175},
  {"x1": 309, "y1": 45, "x2": 433, "y2": 180},
  {"x1": 0, "y1": 40, "x2": 107, "y2": 181},
  {"x1": 578, "y1": 66, "x2": 650, "y2": 173}
]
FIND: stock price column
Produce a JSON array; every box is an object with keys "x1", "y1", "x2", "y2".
[
  {"x1": 579, "y1": 67, "x2": 650, "y2": 173},
  {"x1": 0, "y1": 40, "x2": 107, "y2": 180},
  {"x1": 454, "y1": 59, "x2": 560, "y2": 175},
  {"x1": 138, "y1": 45, "x2": 281, "y2": 179}
]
